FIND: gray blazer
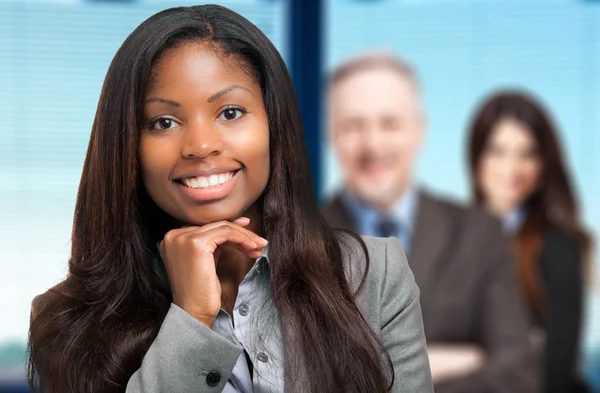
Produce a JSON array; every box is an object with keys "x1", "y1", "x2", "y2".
[
  {"x1": 32, "y1": 235, "x2": 433, "y2": 392},
  {"x1": 322, "y1": 189, "x2": 540, "y2": 393}
]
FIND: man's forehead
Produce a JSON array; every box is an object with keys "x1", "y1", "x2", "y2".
[{"x1": 331, "y1": 79, "x2": 421, "y2": 116}]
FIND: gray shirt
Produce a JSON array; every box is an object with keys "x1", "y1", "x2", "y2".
[{"x1": 121, "y1": 235, "x2": 433, "y2": 392}]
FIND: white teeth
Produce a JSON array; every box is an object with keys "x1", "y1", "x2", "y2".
[
  {"x1": 181, "y1": 171, "x2": 235, "y2": 189},
  {"x1": 197, "y1": 177, "x2": 209, "y2": 188}
]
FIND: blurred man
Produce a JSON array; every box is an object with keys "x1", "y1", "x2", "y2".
[{"x1": 322, "y1": 53, "x2": 539, "y2": 392}]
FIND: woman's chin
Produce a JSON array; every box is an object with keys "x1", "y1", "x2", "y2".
[
  {"x1": 180, "y1": 216, "x2": 231, "y2": 227},
  {"x1": 178, "y1": 210, "x2": 244, "y2": 227}
]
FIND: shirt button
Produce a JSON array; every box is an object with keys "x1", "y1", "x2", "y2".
[
  {"x1": 206, "y1": 371, "x2": 221, "y2": 386},
  {"x1": 257, "y1": 352, "x2": 268, "y2": 363},
  {"x1": 239, "y1": 303, "x2": 249, "y2": 316}
]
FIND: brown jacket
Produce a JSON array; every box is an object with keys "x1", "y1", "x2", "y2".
[{"x1": 322, "y1": 189, "x2": 539, "y2": 393}]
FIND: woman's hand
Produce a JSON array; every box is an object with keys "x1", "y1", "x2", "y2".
[
  {"x1": 427, "y1": 344, "x2": 486, "y2": 383},
  {"x1": 159, "y1": 217, "x2": 267, "y2": 328}
]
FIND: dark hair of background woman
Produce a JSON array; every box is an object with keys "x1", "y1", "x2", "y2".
[
  {"x1": 467, "y1": 90, "x2": 591, "y2": 313},
  {"x1": 27, "y1": 5, "x2": 393, "y2": 393}
]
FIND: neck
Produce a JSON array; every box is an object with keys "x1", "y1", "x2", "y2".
[
  {"x1": 484, "y1": 200, "x2": 517, "y2": 219},
  {"x1": 216, "y1": 205, "x2": 263, "y2": 284},
  {"x1": 216, "y1": 247, "x2": 256, "y2": 318},
  {"x1": 354, "y1": 184, "x2": 410, "y2": 212},
  {"x1": 216, "y1": 248, "x2": 256, "y2": 284}
]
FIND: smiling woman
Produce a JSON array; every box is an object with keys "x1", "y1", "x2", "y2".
[
  {"x1": 26, "y1": 5, "x2": 433, "y2": 393},
  {"x1": 468, "y1": 91, "x2": 592, "y2": 393},
  {"x1": 140, "y1": 45, "x2": 270, "y2": 224}
]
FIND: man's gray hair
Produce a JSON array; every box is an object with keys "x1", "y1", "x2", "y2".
[{"x1": 328, "y1": 52, "x2": 421, "y2": 92}]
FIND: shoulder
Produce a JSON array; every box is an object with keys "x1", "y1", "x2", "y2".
[
  {"x1": 541, "y1": 225, "x2": 583, "y2": 272},
  {"x1": 338, "y1": 232, "x2": 410, "y2": 276},
  {"x1": 361, "y1": 235, "x2": 410, "y2": 277},
  {"x1": 338, "y1": 233, "x2": 417, "y2": 317},
  {"x1": 320, "y1": 193, "x2": 348, "y2": 221},
  {"x1": 421, "y1": 190, "x2": 505, "y2": 239},
  {"x1": 543, "y1": 225, "x2": 580, "y2": 250},
  {"x1": 421, "y1": 191, "x2": 514, "y2": 279},
  {"x1": 538, "y1": 226, "x2": 586, "y2": 302},
  {"x1": 421, "y1": 190, "x2": 465, "y2": 216}
]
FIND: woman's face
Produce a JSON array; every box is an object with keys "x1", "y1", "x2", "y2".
[
  {"x1": 478, "y1": 117, "x2": 543, "y2": 214},
  {"x1": 139, "y1": 42, "x2": 270, "y2": 226}
]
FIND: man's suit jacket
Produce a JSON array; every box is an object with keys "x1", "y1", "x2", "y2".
[{"x1": 322, "y1": 189, "x2": 539, "y2": 393}]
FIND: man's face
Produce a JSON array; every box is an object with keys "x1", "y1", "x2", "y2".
[{"x1": 329, "y1": 67, "x2": 424, "y2": 208}]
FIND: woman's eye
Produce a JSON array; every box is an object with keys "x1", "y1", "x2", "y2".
[
  {"x1": 520, "y1": 148, "x2": 539, "y2": 160},
  {"x1": 149, "y1": 118, "x2": 179, "y2": 130},
  {"x1": 218, "y1": 107, "x2": 246, "y2": 121},
  {"x1": 486, "y1": 145, "x2": 505, "y2": 157}
]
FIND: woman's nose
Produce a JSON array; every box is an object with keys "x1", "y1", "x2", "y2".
[{"x1": 180, "y1": 119, "x2": 225, "y2": 159}]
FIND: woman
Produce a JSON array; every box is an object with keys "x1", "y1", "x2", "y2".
[
  {"x1": 467, "y1": 91, "x2": 590, "y2": 393},
  {"x1": 27, "y1": 5, "x2": 432, "y2": 393}
]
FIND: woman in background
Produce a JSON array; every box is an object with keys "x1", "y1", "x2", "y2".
[{"x1": 467, "y1": 91, "x2": 591, "y2": 393}]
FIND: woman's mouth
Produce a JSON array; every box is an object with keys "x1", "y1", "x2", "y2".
[
  {"x1": 175, "y1": 170, "x2": 241, "y2": 202},
  {"x1": 178, "y1": 170, "x2": 237, "y2": 189}
]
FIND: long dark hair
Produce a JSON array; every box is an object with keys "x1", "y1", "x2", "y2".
[
  {"x1": 27, "y1": 5, "x2": 393, "y2": 392},
  {"x1": 467, "y1": 90, "x2": 590, "y2": 313}
]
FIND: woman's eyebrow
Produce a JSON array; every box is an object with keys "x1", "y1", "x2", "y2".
[
  {"x1": 207, "y1": 84, "x2": 252, "y2": 102},
  {"x1": 145, "y1": 97, "x2": 181, "y2": 107}
]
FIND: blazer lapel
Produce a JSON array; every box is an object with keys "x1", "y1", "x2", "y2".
[{"x1": 408, "y1": 191, "x2": 455, "y2": 285}]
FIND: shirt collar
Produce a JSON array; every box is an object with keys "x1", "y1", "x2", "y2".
[
  {"x1": 261, "y1": 245, "x2": 270, "y2": 265},
  {"x1": 393, "y1": 186, "x2": 418, "y2": 233},
  {"x1": 503, "y1": 206, "x2": 527, "y2": 234},
  {"x1": 342, "y1": 186, "x2": 419, "y2": 235}
]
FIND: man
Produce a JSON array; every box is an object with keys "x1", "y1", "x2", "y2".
[{"x1": 322, "y1": 53, "x2": 539, "y2": 392}]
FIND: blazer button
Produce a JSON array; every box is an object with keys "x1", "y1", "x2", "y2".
[
  {"x1": 239, "y1": 303, "x2": 249, "y2": 316},
  {"x1": 257, "y1": 352, "x2": 268, "y2": 363},
  {"x1": 206, "y1": 371, "x2": 221, "y2": 387}
]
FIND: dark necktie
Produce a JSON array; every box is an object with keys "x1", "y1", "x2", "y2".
[{"x1": 376, "y1": 217, "x2": 399, "y2": 238}]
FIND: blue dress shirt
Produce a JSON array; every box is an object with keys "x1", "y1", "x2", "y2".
[{"x1": 341, "y1": 187, "x2": 419, "y2": 255}]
